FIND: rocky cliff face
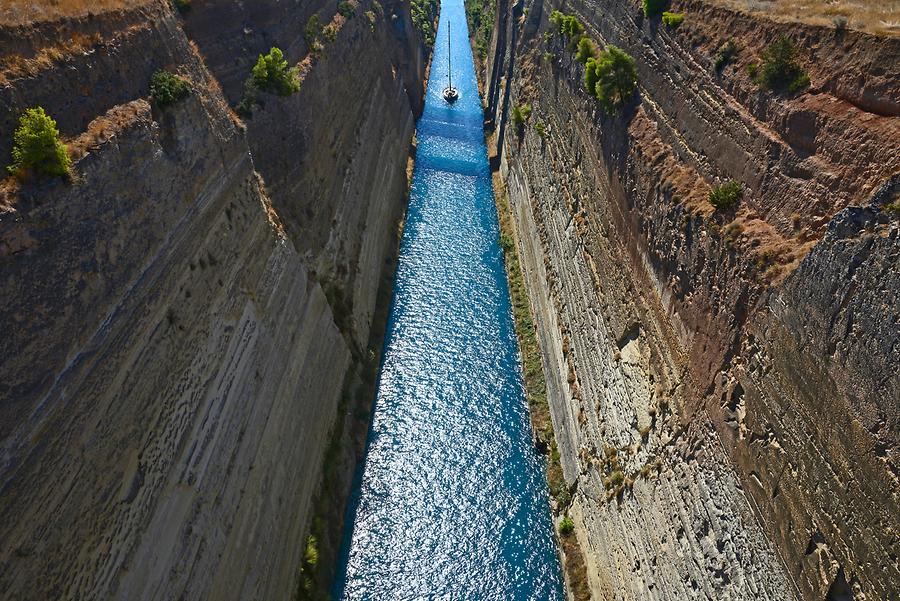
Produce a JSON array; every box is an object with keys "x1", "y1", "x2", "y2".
[
  {"x1": 0, "y1": 1, "x2": 427, "y2": 599},
  {"x1": 483, "y1": 0, "x2": 899, "y2": 599}
]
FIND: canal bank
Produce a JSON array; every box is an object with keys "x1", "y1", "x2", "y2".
[{"x1": 332, "y1": 0, "x2": 565, "y2": 597}]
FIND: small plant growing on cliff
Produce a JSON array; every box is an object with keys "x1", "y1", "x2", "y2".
[
  {"x1": 593, "y1": 46, "x2": 638, "y2": 114},
  {"x1": 252, "y1": 47, "x2": 301, "y2": 96},
  {"x1": 150, "y1": 70, "x2": 191, "y2": 108},
  {"x1": 534, "y1": 121, "x2": 547, "y2": 138},
  {"x1": 365, "y1": 10, "x2": 377, "y2": 30},
  {"x1": 883, "y1": 201, "x2": 900, "y2": 218},
  {"x1": 643, "y1": 0, "x2": 667, "y2": 18},
  {"x1": 499, "y1": 233, "x2": 514, "y2": 253},
  {"x1": 338, "y1": 0, "x2": 356, "y2": 17},
  {"x1": 661, "y1": 11, "x2": 684, "y2": 28},
  {"x1": 550, "y1": 11, "x2": 584, "y2": 45},
  {"x1": 575, "y1": 37, "x2": 596, "y2": 63},
  {"x1": 709, "y1": 180, "x2": 743, "y2": 210},
  {"x1": 305, "y1": 14, "x2": 323, "y2": 53},
  {"x1": 303, "y1": 535, "x2": 319, "y2": 567},
  {"x1": 559, "y1": 516, "x2": 575, "y2": 536},
  {"x1": 323, "y1": 23, "x2": 339, "y2": 43},
  {"x1": 749, "y1": 36, "x2": 810, "y2": 93},
  {"x1": 511, "y1": 103, "x2": 532, "y2": 130},
  {"x1": 714, "y1": 40, "x2": 738, "y2": 71},
  {"x1": 8, "y1": 107, "x2": 70, "y2": 178}
]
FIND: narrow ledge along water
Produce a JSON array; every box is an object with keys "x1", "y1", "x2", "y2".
[{"x1": 332, "y1": 1, "x2": 564, "y2": 598}]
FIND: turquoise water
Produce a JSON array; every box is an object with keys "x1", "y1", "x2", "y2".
[{"x1": 331, "y1": 1, "x2": 564, "y2": 598}]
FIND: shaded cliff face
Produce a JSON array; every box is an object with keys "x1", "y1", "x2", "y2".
[
  {"x1": 483, "y1": 0, "x2": 899, "y2": 599},
  {"x1": 0, "y1": 1, "x2": 426, "y2": 599}
]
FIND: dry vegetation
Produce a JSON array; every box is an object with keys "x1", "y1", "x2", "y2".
[
  {"x1": 710, "y1": 0, "x2": 900, "y2": 36},
  {"x1": 0, "y1": 0, "x2": 151, "y2": 27}
]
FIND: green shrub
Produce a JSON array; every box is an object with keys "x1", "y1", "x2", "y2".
[
  {"x1": 365, "y1": 10, "x2": 377, "y2": 29},
  {"x1": 303, "y1": 535, "x2": 319, "y2": 567},
  {"x1": 750, "y1": 36, "x2": 810, "y2": 93},
  {"x1": 338, "y1": 0, "x2": 356, "y2": 17},
  {"x1": 499, "y1": 233, "x2": 514, "y2": 252},
  {"x1": 607, "y1": 470, "x2": 625, "y2": 487},
  {"x1": 305, "y1": 14, "x2": 322, "y2": 52},
  {"x1": 714, "y1": 40, "x2": 738, "y2": 71},
  {"x1": 643, "y1": 0, "x2": 667, "y2": 17},
  {"x1": 323, "y1": 23, "x2": 338, "y2": 43},
  {"x1": 594, "y1": 45, "x2": 638, "y2": 114},
  {"x1": 251, "y1": 47, "x2": 300, "y2": 96},
  {"x1": 576, "y1": 37, "x2": 596, "y2": 63},
  {"x1": 171, "y1": 0, "x2": 191, "y2": 12},
  {"x1": 550, "y1": 11, "x2": 584, "y2": 43},
  {"x1": 8, "y1": 107, "x2": 70, "y2": 178},
  {"x1": 511, "y1": 103, "x2": 532, "y2": 129},
  {"x1": 661, "y1": 11, "x2": 684, "y2": 28},
  {"x1": 150, "y1": 70, "x2": 191, "y2": 107},
  {"x1": 709, "y1": 180, "x2": 743, "y2": 210},
  {"x1": 534, "y1": 121, "x2": 547, "y2": 138},
  {"x1": 559, "y1": 516, "x2": 575, "y2": 536},
  {"x1": 584, "y1": 57, "x2": 600, "y2": 95},
  {"x1": 882, "y1": 201, "x2": 900, "y2": 218}
]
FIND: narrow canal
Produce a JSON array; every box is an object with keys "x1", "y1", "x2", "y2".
[{"x1": 332, "y1": 1, "x2": 564, "y2": 597}]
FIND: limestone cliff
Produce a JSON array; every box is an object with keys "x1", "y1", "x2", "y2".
[
  {"x1": 0, "y1": 0, "x2": 427, "y2": 599},
  {"x1": 481, "y1": 0, "x2": 899, "y2": 599}
]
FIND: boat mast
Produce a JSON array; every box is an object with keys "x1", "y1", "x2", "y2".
[{"x1": 448, "y1": 21, "x2": 452, "y2": 91}]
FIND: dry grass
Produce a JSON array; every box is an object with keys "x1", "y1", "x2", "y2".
[
  {"x1": 0, "y1": 31, "x2": 102, "y2": 85},
  {"x1": 0, "y1": 0, "x2": 151, "y2": 27},
  {"x1": 710, "y1": 0, "x2": 900, "y2": 36}
]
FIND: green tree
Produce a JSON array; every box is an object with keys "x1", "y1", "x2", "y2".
[
  {"x1": 576, "y1": 37, "x2": 596, "y2": 63},
  {"x1": 584, "y1": 57, "x2": 600, "y2": 94},
  {"x1": 643, "y1": 0, "x2": 667, "y2": 17},
  {"x1": 594, "y1": 45, "x2": 637, "y2": 114},
  {"x1": 751, "y1": 35, "x2": 809, "y2": 93},
  {"x1": 8, "y1": 107, "x2": 70, "y2": 178},
  {"x1": 251, "y1": 47, "x2": 301, "y2": 96}
]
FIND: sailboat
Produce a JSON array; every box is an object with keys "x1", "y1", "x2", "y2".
[{"x1": 442, "y1": 20, "x2": 459, "y2": 103}]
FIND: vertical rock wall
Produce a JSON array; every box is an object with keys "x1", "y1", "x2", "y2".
[
  {"x1": 484, "y1": 0, "x2": 900, "y2": 598},
  {"x1": 0, "y1": 1, "x2": 427, "y2": 599}
]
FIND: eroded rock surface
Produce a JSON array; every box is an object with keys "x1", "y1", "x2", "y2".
[
  {"x1": 484, "y1": 0, "x2": 900, "y2": 598},
  {"x1": 0, "y1": 1, "x2": 427, "y2": 599}
]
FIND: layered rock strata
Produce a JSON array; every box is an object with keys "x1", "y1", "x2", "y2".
[
  {"x1": 0, "y1": 1, "x2": 427, "y2": 599},
  {"x1": 484, "y1": 0, "x2": 900, "y2": 598}
]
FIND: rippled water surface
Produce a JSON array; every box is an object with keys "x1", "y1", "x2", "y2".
[{"x1": 332, "y1": 1, "x2": 563, "y2": 598}]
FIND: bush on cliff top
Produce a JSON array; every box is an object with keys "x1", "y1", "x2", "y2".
[
  {"x1": 709, "y1": 180, "x2": 743, "y2": 210},
  {"x1": 749, "y1": 36, "x2": 810, "y2": 93},
  {"x1": 8, "y1": 107, "x2": 70, "y2": 178},
  {"x1": 251, "y1": 47, "x2": 301, "y2": 96},
  {"x1": 150, "y1": 70, "x2": 191, "y2": 108}
]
